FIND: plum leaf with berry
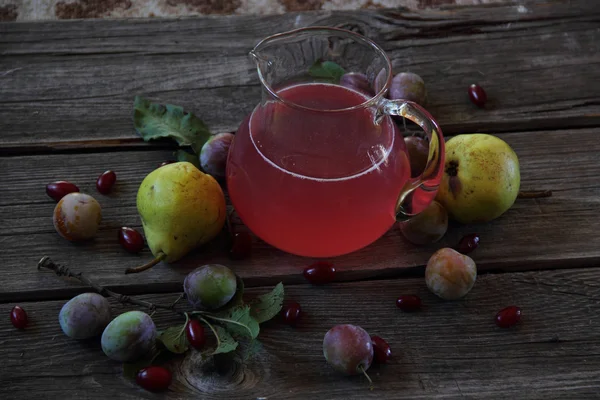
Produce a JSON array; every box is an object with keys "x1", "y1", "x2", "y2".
[
  {"x1": 157, "y1": 324, "x2": 190, "y2": 354},
  {"x1": 249, "y1": 282, "x2": 284, "y2": 324},
  {"x1": 133, "y1": 96, "x2": 211, "y2": 154}
]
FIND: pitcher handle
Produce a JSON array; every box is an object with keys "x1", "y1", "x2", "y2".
[{"x1": 381, "y1": 100, "x2": 445, "y2": 221}]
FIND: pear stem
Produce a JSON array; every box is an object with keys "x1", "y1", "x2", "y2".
[
  {"x1": 358, "y1": 365, "x2": 374, "y2": 390},
  {"x1": 124, "y1": 252, "x2": 167, "y2": 275},
  {"x1": 37, "y1": 256, "x2": 184, "y2": 315},
  {"x1": 518, "y1": 190, "x2": 552, "y2": 199}
]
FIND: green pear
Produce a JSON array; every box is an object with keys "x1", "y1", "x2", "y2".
[
  {"x1": 127, "y1": 162, "x2": 226, "y2": 273},
  {"x1": 435, "y1": 134, "x2": 520, "y2": 224}
]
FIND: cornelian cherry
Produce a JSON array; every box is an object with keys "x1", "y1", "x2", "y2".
[
  {"x1": 468, "y1": 84, "x2": 487, "y2": 108},
  {"x1": 283, "y1": 302, "x2": 302, "y2": 325},
  {"x1": 457, "y1": 233, "x2": 480, "y2": 254},
  {"x1": 10, "y1": 306, "x2": 28, "y2": 329},
  {"x1": 46, "y1": 181, "x2": 79, "y2": 202},
  {"x1": 185, "y1": 319, "x2": 206, "y2": 350},
  {"x1": 229, "y1": 232, "x2": 252, "y2": 260},
  {"x1": 96, "y1": 170, "x2": 116, "y2": 194},
  {"x1": 118, "y1": 227, "x2": 144, "y2": 253},
  {"x1": 303, "y1": 261, "x2": 336, "y2": 284},
  {"x1": 136, "y1": 366, "x2": 172, "y2": 392},
  {"x1": 371, "y1": 335, "x2": 392, "y2": 364},
  {"x1": 396, "y1": 295, "x2": 422, "y2": 312},
  {"x1": 495, "y1": 306, "x2": 522, "y2": 328}
]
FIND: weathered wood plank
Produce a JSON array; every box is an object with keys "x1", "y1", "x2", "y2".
[
  {"x1": 1, "y1": 0, "x2": 599, "y2": 151},
  {"x1": 2, "y1": 268, "x2": 600, "y2": 399},
  {"x1": 1, "y1": 128, "x2": 599, "y2": 301}
]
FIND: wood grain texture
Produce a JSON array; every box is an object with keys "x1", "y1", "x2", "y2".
[
  {"x1": 1, "y1": 128, "x2": 599, "y2": 301},
  {"x1": 2, "y1": 268, "x2": 600, "y2": 399},
  {"x1": 1, "y1": 0, "x2": 600, "y2": 152}
]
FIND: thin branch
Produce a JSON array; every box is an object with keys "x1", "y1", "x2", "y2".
[{"x1": 38, "y1": 256, "x2": 184, "y2": 316}]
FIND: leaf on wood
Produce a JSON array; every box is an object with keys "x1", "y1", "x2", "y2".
[
  {"x1": 157, "y1": 325, "x2": 189, "y2": 354},
  {"x1": 212, "y1": 325, "x2": 239, "y2": 355},
  {"x1": 308, "y1": 60, "x2": 345, "y2": 83},
  {"x1": 250, "y1": 282, "x2": 284, "y2": 324},
  {"x1": 174, "y1": 149, "x2": 201, "y2": 169},
  {"x1": 133, "y1": 96, "x2": 211, "y2": 153},
  {"x1": 214, "y1": 305, "x2": 260, "y2": 339}
]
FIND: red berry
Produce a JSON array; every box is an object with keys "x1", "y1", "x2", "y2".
[
  {"x1": 371, "y1": 335, "x2": 392, "y2": 364},
  {"x1": 46, "y1": 181, "x2": 79, "y2": 202},
  {"x1": 96, "y1": 170, "x2": 116, "y2": 194},
  {"x1": 229, "y1": 232, "x2": 252, "y2": 260},
  {"x1": 159, "y1": 161, "x2": 175, "y2": 168},
  {"x1": 10, "y1": 306, "x2": 28, "y2": 329},
  {"x1": 468, "y1": 84, "x2": 487, "y2": 108},
  {"x1": 136, "y1": 366, "x2": 172, "y2": 392},
  {"x1": 283, "y1": 302, "x2": 302, "y2": 325},
  {"x1": 118, "y1": 227, "x2": 144, "y2": 253},
  {"x1": 457, "y1": 233, "x2": 480, "y2": 254},
  {"x1": 396, "y1": 295, "x2": 422, "y2": 312},
  {"x1": 185, "y1": 319, "x2": 206, "y2": 350},
  {"x1": 495, "y1": 306, "x2": 522, "y2": 328},
  {"x1": 303, "y1": 261, "x2": 336, "y2": 284}
]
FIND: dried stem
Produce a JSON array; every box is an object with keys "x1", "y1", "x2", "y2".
[
  {"x1": 38, "y1": 256, "x2": 184, "y2": 316},
  {"x1": 125, "y1": 252, "x2": 166, "y2": 275},
  {"x1": 518, "y1": 190, "x2": 552, "y2": 199}
]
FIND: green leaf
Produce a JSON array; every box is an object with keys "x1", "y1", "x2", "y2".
[
  {"x1": 133, "y1": 96, "x2": 211, "y2": 154},
  {"x1": 157, "y1": 325, "x2": 189, "y2": 354},
  {"x1": 308, "y1": 60, "x2": 345, "y2": 83},
  {"x1": 174, "y1": 149, "x2": 201, "y2": 169},
  {"x1": 249, "y1": 282, "x2": 284, "y2": 324},
  {"x1": 212, "y1": 325, "x2": 239, "y2": 355},
  {"x1": 209, "y1": 305, "x2": 260, "y2": 339}
]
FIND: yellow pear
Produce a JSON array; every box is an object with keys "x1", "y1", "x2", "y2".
[
  {"x1": 435, "y1": 134, "x2": 520, "y2": 224},
  {"x1": 127, "y1": 162, "x2": 226, "y2": 273}
]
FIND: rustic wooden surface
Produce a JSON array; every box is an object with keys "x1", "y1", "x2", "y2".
[
  {"x1": 3, "y1": 270, "x2": 600, "y2": 399},
  {"x1": 1, "y1": 0, "x2": 600, "y2": 398}
]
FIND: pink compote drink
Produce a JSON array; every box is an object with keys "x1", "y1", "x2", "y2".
[{"x1": 227, "y1": 82, "x2": 411, "y2": 258}]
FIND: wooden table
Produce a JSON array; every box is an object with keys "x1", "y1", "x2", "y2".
[{"x1": 2, "y1": 1, "x2": 600, "y2": 398}]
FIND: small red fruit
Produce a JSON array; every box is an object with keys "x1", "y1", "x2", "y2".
[
  {"x1": 303, "y1": 261, "x2": 336, "y2": 284},
  {"x1": 118, "y1": 227, "x2": 144, "y2": 253},
  {"x1": 457, "y1": 233, "x2": 480, "y2": 254},
  {"x1": 283, "y1": 302, "x2": 302, "y2": 325},
  {"x1": 46, "y1": 181, "x2": 79, "y2": 202},
  {"x1": 229, "y1": 232, "x2": 252, "y2": 260},
  {"x1": 185, "y1": 319, "x2": 206, "y2": 350},
  {"x1": 396, "y1": 295, "x2": 422, "y2": 312},
  {"x1": 96, "y1": 170, "x2": 117, "y2": 194},
  {"x1": 10, "y1": 306, "x2": 28, "y2": 329},
  {"x1": 468, "y1": 84, "x2": 487, "y2": 108},
  {"x1": 495, "y1": 306, "x2": 522, "y2": 328},
  {"x1": 136, "y1": 366, "x2": 172, "y2": 392},
  {"x1": 371, "y1": 335, "x2": 392, "y2": 364}
]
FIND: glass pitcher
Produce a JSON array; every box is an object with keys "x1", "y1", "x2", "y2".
[{"x1": 226, "y1": 27, "x2": 444, "y2": 258}]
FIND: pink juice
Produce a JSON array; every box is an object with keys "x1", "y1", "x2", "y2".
[{"x1": 226, "y1": 83, "x2": 410, "y2": 258}]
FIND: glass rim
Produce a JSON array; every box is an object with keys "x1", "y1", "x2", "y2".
[{"x1": 251, "y1": 26, "x2": 393, "y2": 113}]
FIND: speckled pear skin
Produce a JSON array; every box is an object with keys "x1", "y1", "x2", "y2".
[{"x1": 136, "y1": 162, "x2": 226, "y2": 263}]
